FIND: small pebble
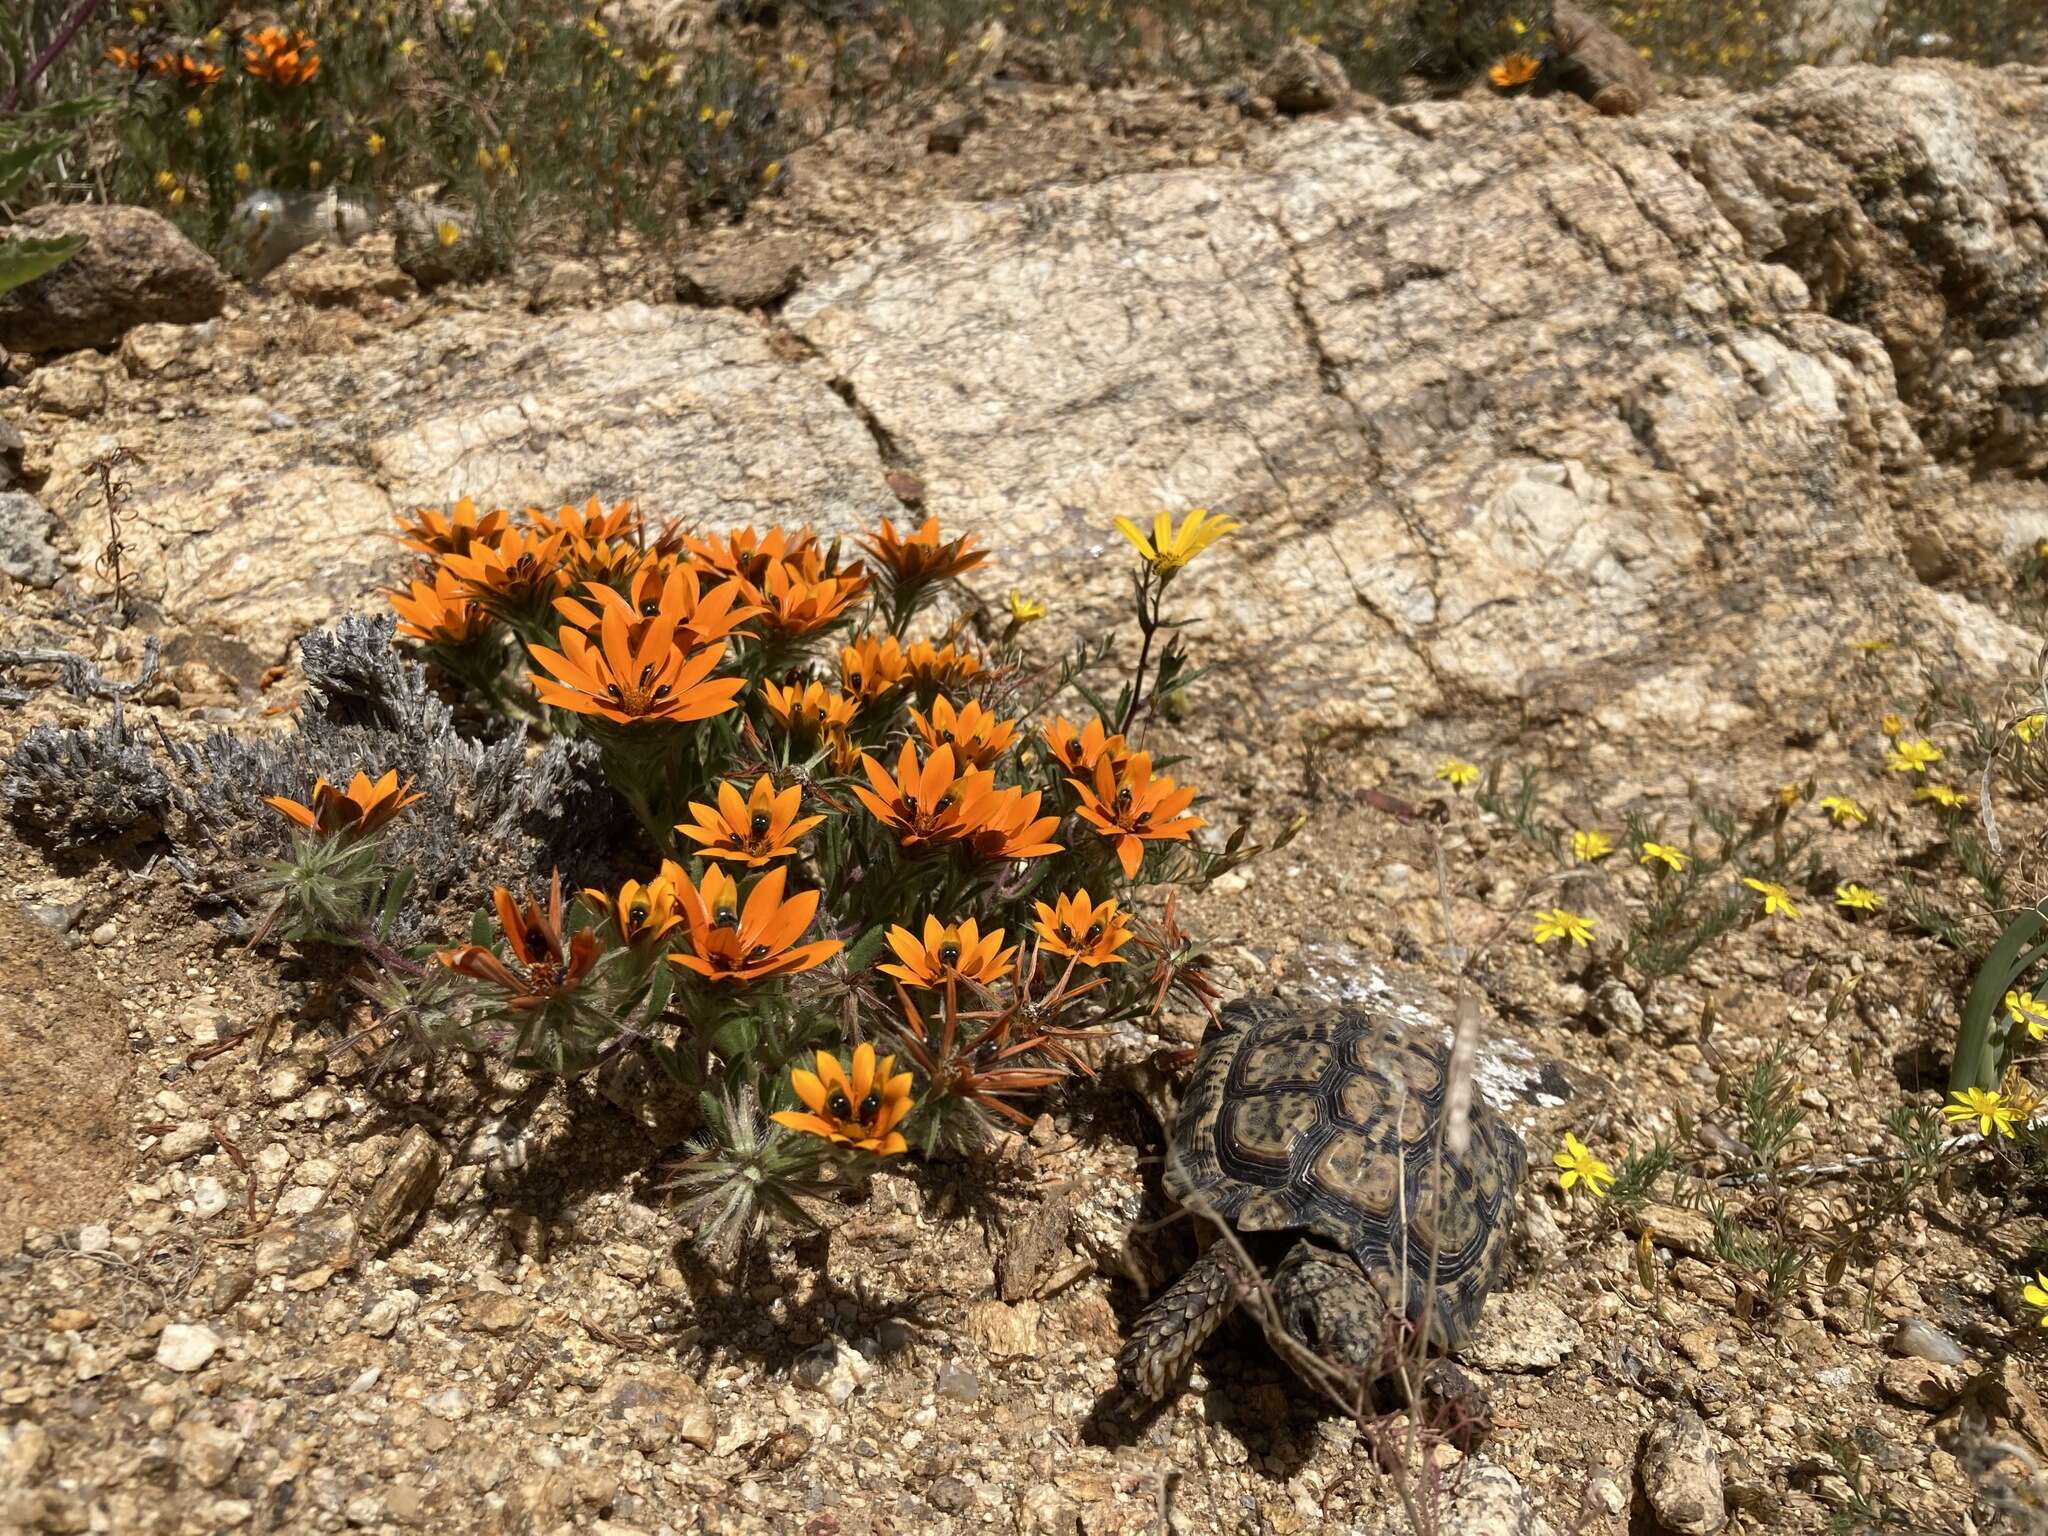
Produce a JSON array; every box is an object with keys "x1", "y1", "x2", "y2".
[
  {"x1": 1889, "y1": 1318, "x2": 1967, "y2": 1366},
  {"x1": 155, "y1": 1323, "x2": 221, "y2": 1373},
  {"x1": 90, "y1": 921, "x2": 117, "y2": 946}
]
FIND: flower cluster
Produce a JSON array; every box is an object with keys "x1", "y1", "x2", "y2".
[{"x1": 237, "y1": 497, "x2": 1267, "y2": 1258}]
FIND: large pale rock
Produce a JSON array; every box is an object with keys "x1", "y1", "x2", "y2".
[
  {"x1": 20, "y1": 63, "x2": 2048, "y2": 738},
  {"x1": 0, "y1": 205, "x2": 226, "y2": 355}
]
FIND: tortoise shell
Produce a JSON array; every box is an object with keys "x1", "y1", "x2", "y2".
[{"x1": 1168, "y1": 998, "x2": 1526, "y2": 1348}]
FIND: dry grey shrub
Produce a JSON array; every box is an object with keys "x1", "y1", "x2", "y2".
[{"x1": 3, "y1": 614, "x2": 622, "y2": 927}]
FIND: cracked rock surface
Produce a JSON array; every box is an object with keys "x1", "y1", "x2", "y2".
[{"x1": 8, "y1": 63, "x2": 2044, "y2": 737}]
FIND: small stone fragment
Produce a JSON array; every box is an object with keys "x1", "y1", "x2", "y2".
[
  {"x1": 1889, "y1": 1318, "x2": 1967, "y2": 1366},
  {"x1": 1257, "y1": 42, "x2": 1355, "y2": 116},
  {"x1": 1460, "y1": 1290, "x2": 1581, "y2": 1372},
  {"x1": 158, "y1": 1121, "x2": 215, "y2": 1162},
  {"x1": 996, "y1": 1184, "x2": 1077, "y2": 1301},
  {"x1": 966, "y1": 1299, "x2": 1041, "y2": 1358},
  {"x1": 0, "y1": 491, "x2": 62, "y2": 588},
  {"x1": 1880, "y1": 1358, "x2": 1965, "y2": 1410},
  {"x1": 46, "y1": 1308, "x2": 94, "y2": 1332},
  {"x1": 1639, "y1": 1410, "x2": 1727, "y2": 1535},
  {"x1": 155, "y1": 1322, "x2": 221, "y2": 1373},
  {"x1": 178, "y1": 1420, "x2": 245, "y2": 1488},
  {"x1": 1441, "y1": 1462, "x2": 1543, "y2": 1536},
  {"x1": 1625, "y1": 1203, "x2": 1718, "y2": 1261},
  {"x1": 794, "y1": 1339, "x2": 872, "y2": 1405},
  {"x1": 359, "y1": 1126, "x2": 449, "y2": 1250},
  {"x1": 252, "y1": 1212, "x2": 357, "y2": 1289}
]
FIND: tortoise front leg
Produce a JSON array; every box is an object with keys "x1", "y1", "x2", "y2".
[{"x1": 1116, "y1": 1244, "x2": 1246, "y2": 1401}]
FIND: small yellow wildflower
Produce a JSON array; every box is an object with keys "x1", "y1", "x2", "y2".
[
  {"x1": 1944, "y1": 1086, "x2": 2017, "y2": 1138},
  {"x1": 495, "y1": 141, "x2": 512, "y2": 167},
  {"x1": 233, "y1": 160, "x2": 251, "y2": 185},
  {"x1": 2018, "y1": 713, "x2": 2047, "y2": 743},
  {"x1": 307, "y1": 159, "x2": 322, "y2": 181},
  {"x1": 1639, "y1": 842, "x2": 1688, "y2": 872},
  {"x1": 399, "y1": 36, "x2": 417, "y2": 56},
  {"x1": 184, "y1": 106, "x2": 202, "y2": 129},
  {"x1": 155, "y1": 169, "x2": 177, "y2": 192},
  {"x1": 1818, "y1": 794, "x2": 1867, "y2": 827},
  {"x1": 2007, "y1": 989, "x2": 2048, "y2": 1041},
  {"x1": 1436, "y1": 759, "x2": 1479, "y2": 790},
  {"x1": 1113, "y1": 507, "x2": 1238, "y2": 577},
  {"x1": 1553, "y1": 1132, "x2": 1612, "y2": 1196},
  {"x1": 1887, "y1": 738, "x2": 1943, "y2": 774},
  {"x1": 1915, "y1": 783, "x2": 1969, "y2": 810},
  {"x1": 2022, "y1": 1273, "x2": 2048, "y2": 1328},
  {"x1": 1852, "y1": 637, "x2": 1892, "y2": 654},
  {"x1": 367, "y1": 131, "x2": 386, "y2": 155},
  {"x1": 1532, "y1": 908, "x2": 1595, "y2": 947},
  {"x1": 436, "y1": 218, "x2": 461, "y2": 248},
  {"x1": 483, "y1": 47, "x2": 505, "y2": 74},
  {"x1": 1775, "y1": 782, "x2": 1806, "y2": 808},
  {"x1": 715, "y1": 108, "x2": 733, "y2": 130},
  {"x1": 1006, "y1": 591, "x2": 1046, "y2": 624},
  {"x1": 1880, "y1": 712, "x2": 1904, "y2": 738},
  {"x1": 1571, "y1": 829, "x2": 1614, "y2": 863},
  {"x1": 1834, "y1": 884, "x2": 1881, "y2": 913},
  {"x1": 1744, "y1": 877, "x2": 1800, "y2": 921},
  {"x1": 762, "y1": 161, "x2": 781, "y2": 185},
  {"x1": 475, "y1": 143, "x2": 493, "y2": 171}
]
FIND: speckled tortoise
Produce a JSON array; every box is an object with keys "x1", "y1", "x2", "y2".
[{"x1": 1117, "y1": 998, "x2": 1525, "y2": 1431}]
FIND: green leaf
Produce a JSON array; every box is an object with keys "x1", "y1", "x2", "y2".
[
  {"x1": 0, "y1": 96, "x2": 112, "y2": 135},
  {"x1": 842, "y1": 922, "x2": 891, "y2": 974},
  {"x1": 0, "y1": 233, "x2": 85, "y2": 296},
  {"x1": 374, "y1": 865, "x2": 417, "y2": 941},
  {"x1": 0, "y1": 137, "x2": 69, "y2": 202},
  {"x1": 1953, "y1": 902, "x2": 2048, "y2": 1093}
]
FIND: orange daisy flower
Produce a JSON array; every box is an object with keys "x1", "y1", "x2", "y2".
[
  {"x1": 682, "y1": 524, "x2": 819, "y2": 586},
  {"x1": 165, "y1": 52, "x2": 224, "y2": 88},
  {"x1": 555, "y1": 561, "x2": 760, "y2": 653},
  {"x1": 1043, "y1": 715, "x2": 1128, "y2": 777},
  {"x1": 771, "y1": 1043, "x2": 914, "y2": 1155},
  {"x1": 1069, "y1": 752, "x2": 1205, "y2": 877},
  {"x1": 264, "y1": 769, "x2": 422, "y2": 840},
  {"x1": 905, "y1": 638, "x2": 982, "y2": 692},
  {"x1": 676, "y1": 774, "x2": 824, "y2": 866},
  {"x1": 962, "y1": 783, "x2": 1064, "y2": 861},
  {"x1": 440, "y1": 526, "x2": 570, "y2": 621},
  {"x1": 388, "y1": 568, "x2": 493, "y2": 646},
  {"x1": 862, "y1": 515, "x2": 987, "y2": 585},
  {"x1": 910, "y1": 696, "x2": 1018, "y2": 769},
  {"x1": 395, "y1": 496, "x2": 511, "y2": 560},
  {"x1": 105, "y1": 45, "x2": 150, "y2": 74},
  {"x1": 563, "y1": 535, "x2": 645, "y2": 587},
  {"x1": 852, "y1": 741, "x2": 983, "y2": 851},
  {"x1": 437, "y1": 873, "x2": 602, "y2": 1009},
  {"x1": 841, "y1": 634, "x2": 909, "y2": 702},
  {"x1": 580, "y1": 875, "x2": 683, "y2": 947},
  {"x1": 243, "y1": 25, "x2": 320, "y2": 86},
  {"x1": 1489, "y1": 52, "x2": 1541, "y2": 88},
  {"x1": 530, "y1": 495, "x2": 641, "y2": 544},
  {"x1": 1032, "y1": 889, "x2": 1133, "y2": 967},
  {"x1": 879, "y1": 916, "x2": 1016, "y2": 989},
  {"x1": 527, "y1": 611, "x2": 743, "y2": 727},
  {"x1": 745, "y1": 557, "x2": 867, "y2": 638},
  {"x1": 670, "y1": 864, "x2": 842, "y2": 984},
  {"x1": 760, "y1": 678, "x2": 858, "y2": 741}
]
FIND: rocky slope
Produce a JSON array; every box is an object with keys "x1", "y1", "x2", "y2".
[{"x1": 2, "y1": 55, "x2": 2047, "y2": 1536}]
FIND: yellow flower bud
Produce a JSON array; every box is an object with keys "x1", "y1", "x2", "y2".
[
  {"x1": 483, "y1": 47, "x2": 504, "y2": 74},
  {"x1": 233, "y1": 161, "x2": 251, "y2": 185},
  {"x1": 367, "y1": 131, "x2": 386, "y2": 155},
  {"x1": 436, "y1": 218, "x2": 461, "y2": 247},
  {"x1": 184, "y1": 106, "x2": 202, "y2": 129}
]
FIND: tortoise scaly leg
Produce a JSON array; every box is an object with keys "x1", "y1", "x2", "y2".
[{"x1": 1116, "y1": 1245, "x2": 1246, "y2": 1400}]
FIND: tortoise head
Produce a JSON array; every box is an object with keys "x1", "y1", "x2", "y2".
[{"x1": 1270, "y1": 1239, "x2": 1390, "y2": 1383}]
